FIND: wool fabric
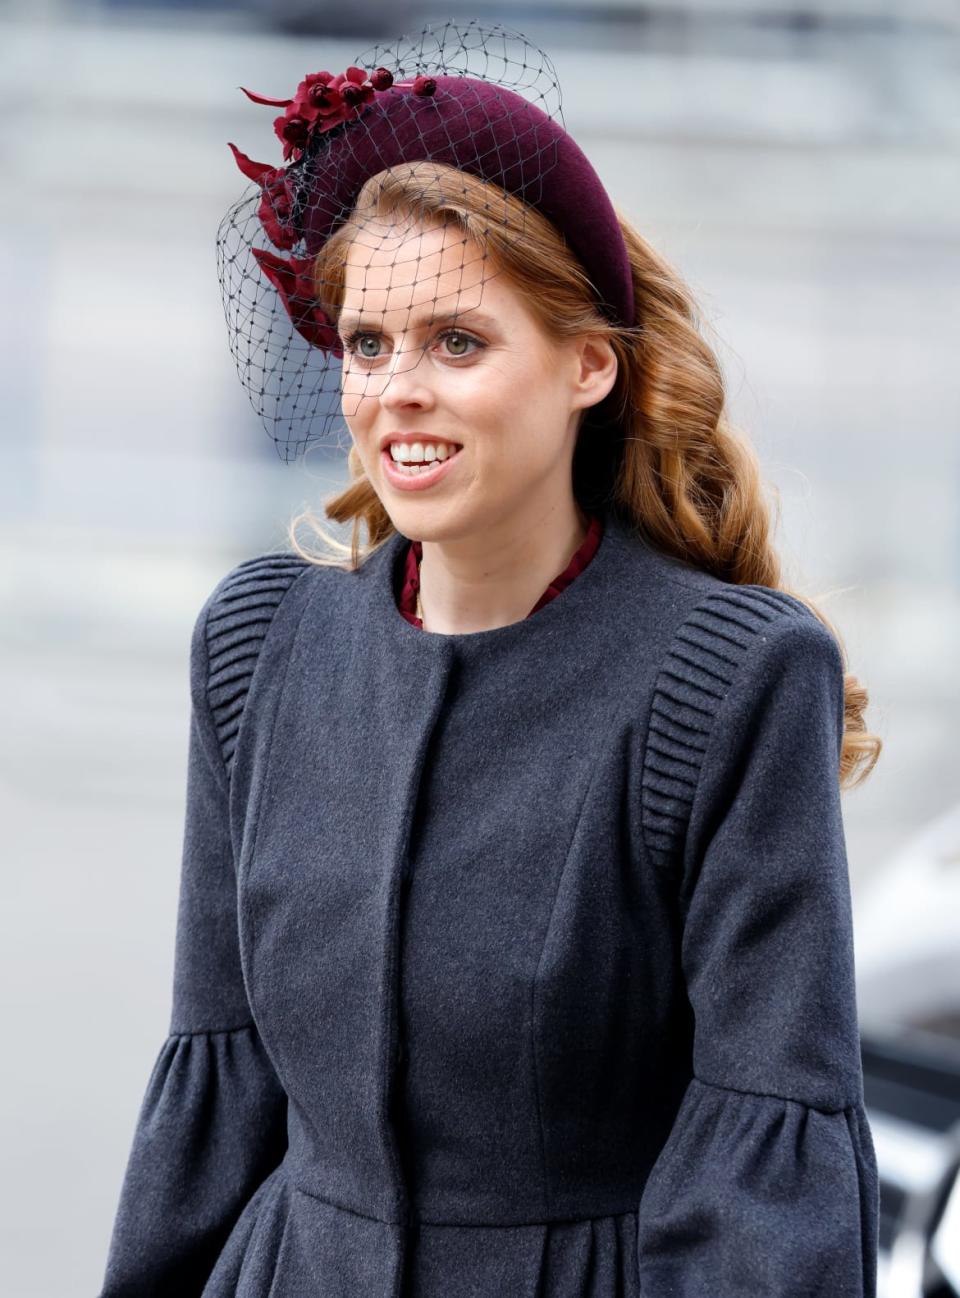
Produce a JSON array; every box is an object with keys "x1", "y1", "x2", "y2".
[{"x1": 98, "y1": 505, "x2": 879, "y2": 1297}]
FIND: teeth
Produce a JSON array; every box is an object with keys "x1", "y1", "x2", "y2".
[{"x1": 389, "y1": 441, "x2": 459, "y2": 465}]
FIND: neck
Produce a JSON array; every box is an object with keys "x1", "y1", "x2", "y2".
[{"x1": 416, "y1": 501, "x2": 590, "y2": 636}]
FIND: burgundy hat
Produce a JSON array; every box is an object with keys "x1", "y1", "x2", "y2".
[{"x1": 217, "y1": 21, "x2": 635, "y2": 462}]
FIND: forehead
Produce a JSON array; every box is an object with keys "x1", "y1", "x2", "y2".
[{"x1": 339, "y1": 218, "x2": 497, "y2": 326}]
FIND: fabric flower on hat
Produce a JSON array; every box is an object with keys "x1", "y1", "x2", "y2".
[
  {"x1": 239, "y1": 65, "x2": 395, "y2": 161},
  {"x1": 225, "y1": 61, "x2": 440, "y2": 347},
  {"x1": 227, "y1": 62, "x2": 409, "y2": 254}
]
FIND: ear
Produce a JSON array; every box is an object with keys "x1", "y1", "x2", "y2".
[{"x1": 570, "y1": 334, "x2": 618, "y2": 413}]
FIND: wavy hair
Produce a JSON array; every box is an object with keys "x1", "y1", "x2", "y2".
[{"x1": 288, "y1": 161, "x2": 880, "y2": 790}]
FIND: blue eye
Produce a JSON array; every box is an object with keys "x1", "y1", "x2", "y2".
[
  {"x1": 340, "y1": 331, "x2": 383, "y2": 360},
  {"x1": 355, "y1": 334, "x2": 382, "y2": 360}
]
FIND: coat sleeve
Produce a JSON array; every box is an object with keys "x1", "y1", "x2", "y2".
[
  {"x1": 636, "y1": 600, "x2": 880, "y2": 1297},
  {"x1": 98, "y1": 580, "x2": 288, "y2": 1297}
]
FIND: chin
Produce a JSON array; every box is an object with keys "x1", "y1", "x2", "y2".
[{"x1": 385, "y1": 501, "x2": 476, "y2": 545}]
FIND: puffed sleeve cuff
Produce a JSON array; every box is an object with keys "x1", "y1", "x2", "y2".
[
  {"x1": 99, "y1": 1024, "x2": 287, "y2": 1297},
  {"x1": 637, "y1": 1075, "x2": 879, "y2": 1297}
]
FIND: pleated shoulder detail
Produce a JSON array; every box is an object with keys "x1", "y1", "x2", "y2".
[
  {"x1": 640, "y1": 585, "x2": 816, "y2": 869},
  {"x1": 205, "y1": 554, "x2": 312, "y2": 778}
]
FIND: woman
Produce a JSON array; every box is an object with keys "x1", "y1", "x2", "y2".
[{"x1": 99, "y1": 22, "x2": 882, "y2": 1297}]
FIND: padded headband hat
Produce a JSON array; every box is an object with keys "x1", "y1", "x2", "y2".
[{"x1": 217, "y1": 20, "x2": 635, "y2": 462}]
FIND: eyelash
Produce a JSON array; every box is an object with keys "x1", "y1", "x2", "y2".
[{"x1": 340, "y1": 326, "x2": 486, "y2": 366}]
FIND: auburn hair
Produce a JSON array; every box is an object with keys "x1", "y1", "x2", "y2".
[{"x1": 288, "y1": 161, "x2": 880, "y2": 790}]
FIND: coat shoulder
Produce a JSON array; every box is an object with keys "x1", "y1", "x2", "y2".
[
  {"x1": 198, "y1": 551, "x2": 317, "y2": 779},
  {"x1": 637, "y1": 556, "x2": 839, "y2": 871},
  {"x1": 614, "y1": 519, "x2": 828, "y2": 656}
]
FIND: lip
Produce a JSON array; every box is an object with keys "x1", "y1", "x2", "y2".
[{"x1": 381, "y1": 444, "x2": 463, "y2": 492}]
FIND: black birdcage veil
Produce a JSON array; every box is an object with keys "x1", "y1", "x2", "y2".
[{"x1": 216, "y1": 20, "x2": 566, "y2": 465}]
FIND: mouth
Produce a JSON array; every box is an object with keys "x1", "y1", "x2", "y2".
[{"x1": 381, "y1": 441, "x2": 464, "y2": 492}]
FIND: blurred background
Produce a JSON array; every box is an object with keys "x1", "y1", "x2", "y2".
[{"x1": 1, "y1": 0, "x2": 958, "y2": 1294}]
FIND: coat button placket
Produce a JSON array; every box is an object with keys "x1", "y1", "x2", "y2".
[{"x1": 380, "y1": 635, "x2": 455, "y2": 1282}]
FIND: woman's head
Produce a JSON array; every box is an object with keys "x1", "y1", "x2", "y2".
[
  {"x1": 313, "y1": 163, "x2": 618, "y2": 544},
  {"x1": 294, "y1": 158, "x2": 881, "y2": 789}
]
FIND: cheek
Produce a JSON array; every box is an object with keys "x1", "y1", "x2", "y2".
[
  {"x1": 463, "y1": 414, "x2": 563, "y2": 503},
  {"x1": 451, "y1": 353, "x2": 553, "y2": 438},
  {"x1": 339, "y1": 401, "x2": 373, "y2": 472},
  {"x1": 468, "y1": 360, "x2": 562, "y2": 457},
  {"x1": 340, "y1": 381, "x2": 382, "y2": 463}
]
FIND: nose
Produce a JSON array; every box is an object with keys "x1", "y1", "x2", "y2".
[{"x1": 376, "y1": 339, "x2": 436, "y2": 412}]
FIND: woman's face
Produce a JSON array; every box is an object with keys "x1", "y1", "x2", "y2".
[{"x1": 337, "y1": 217, "x2": 614, "y2": 543}]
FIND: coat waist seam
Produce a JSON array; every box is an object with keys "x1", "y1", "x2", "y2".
[{"x1": 286, "y1": 1173, "x2": 644, "y2": 1228}]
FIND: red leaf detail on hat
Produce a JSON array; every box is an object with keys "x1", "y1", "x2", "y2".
[
  {"x1": 258, "y1": 171, "x2": 298, "y2": 251},
  {"x1": 227, "y1": 145, "x2": 298, "y2": 248},
  {"x1": 251, "y1": 248, "x2": 342, "y2": 353},
  {"x1": 240, "y1": 85, "x2": 294, "y2": 108},
  {"x1": 227, "y1": 142, "x2": 276, "y2": 183}
]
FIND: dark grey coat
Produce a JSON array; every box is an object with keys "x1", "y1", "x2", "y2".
[{"x1": 98, "y1": 506, "x2": 880, "y2": 1297}]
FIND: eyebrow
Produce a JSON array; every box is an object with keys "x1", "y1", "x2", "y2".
[{"x1": 336, "y1": 307, "x2": 497, "y2": 337}]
